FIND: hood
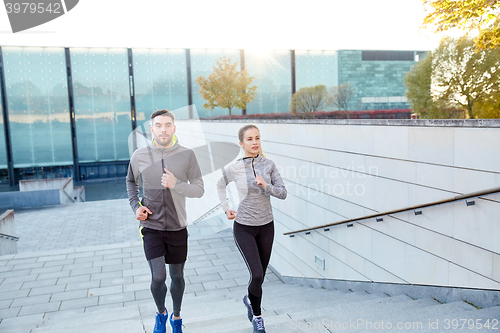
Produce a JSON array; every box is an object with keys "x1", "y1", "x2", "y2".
[{"x1": 149, "y1": 134, "x2": 180, "y2": 154}]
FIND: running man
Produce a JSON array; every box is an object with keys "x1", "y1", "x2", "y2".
[{"x1": 126, "y1": 109, "x2": 204, "y2": 333}]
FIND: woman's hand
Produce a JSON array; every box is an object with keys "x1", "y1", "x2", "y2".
[
  {"x1": 255, "y1": 175, "x2": 267, "y2": 189},
  {"x1": 225, "y1": 209, "x2": 237, "y2": 220}
]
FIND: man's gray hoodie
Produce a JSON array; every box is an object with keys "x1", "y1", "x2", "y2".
[{"x1": 126, "y1": 136, "x2": 204, "y2": 231}]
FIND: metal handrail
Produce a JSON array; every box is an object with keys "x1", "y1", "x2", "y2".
[
  {"x1": 283, "y1": 186, "x2": 500, "y2": 236},
  {"x1": 0, "y1": 232, "x2": 19, "y2": 241}
]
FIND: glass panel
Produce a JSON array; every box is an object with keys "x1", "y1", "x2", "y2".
[
  {"x1": 0, "y1": 57, "x2": 7, "y2": 170},
  {"x1": 245, "y1": 50, "x2": 291, "y2": 115},
  {"x1": 295, "y1": 50, "x2": 338, "y2": 91},
  {"x1": 2, "y1": 46, "x2": 72, "y2": 168},
  {"x1": 133, "y1": 48, "x2": 188, "y2": 121},
  {"x1": 71, "y1": 48, "x2": 131, "y2": 163},
  {"x1": 190, "y1": 49, "x2": 241, "y2": 118}
]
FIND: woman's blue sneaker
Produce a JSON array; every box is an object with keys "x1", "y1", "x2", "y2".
[
  {"x1": 170, "y1": 313, "x2": 183, "y2": 333},
  {"x1": 153, "y1": 312, "x2": 168, "y2": 333}
]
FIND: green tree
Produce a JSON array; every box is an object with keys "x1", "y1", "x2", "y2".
[
  {"x1": 196, "y1": 57, "x2": 257, "y2": 119},
  {"x1": 290, "y1": 85, "x2": 328, "y2": 115},
  {"x1": 422, "y1": 0, "x2": 500, "y2": 50},
  {"x1": 404, "y1": 37, "x2": 500, "y2": 119}
]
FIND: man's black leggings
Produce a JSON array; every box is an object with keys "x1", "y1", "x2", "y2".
[
  {"x1": 148, "y1": 258, "x2": 185, "y2": 317},
  {"x1": 233, "y1": 220, "x2": 274, "y2": 317}
]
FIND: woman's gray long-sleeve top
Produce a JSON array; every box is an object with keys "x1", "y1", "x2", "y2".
[{"x1": 216, "y1": 154, "x2": 287, "y2": 226}]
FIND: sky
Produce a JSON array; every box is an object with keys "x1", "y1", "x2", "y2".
[{"x1": 0, "y1": 0, "x2": 453, "y2": 51}]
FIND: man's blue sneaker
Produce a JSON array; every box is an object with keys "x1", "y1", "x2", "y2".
[
  {"x1": 170, "y1": 313, "x2": 183, "y2": 333},
  {"x1": 243, "y1": 294, "x2": 253, "y2": 322},
  {"x1": 153, "y1": 311, "x2": 168, "y2": 333}
]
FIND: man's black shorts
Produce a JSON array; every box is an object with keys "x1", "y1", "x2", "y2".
[{"x1": 140, "y1": 226, "x2": 188, "y2": 264}]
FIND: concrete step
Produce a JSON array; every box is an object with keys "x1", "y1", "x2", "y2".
[{"x1": 32, "y1": 305, "x2": 143, "y2": 332}]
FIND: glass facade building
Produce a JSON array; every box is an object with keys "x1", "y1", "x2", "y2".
[{"x1": 0, "y1": 46, "x2": 422, "y2": 184}]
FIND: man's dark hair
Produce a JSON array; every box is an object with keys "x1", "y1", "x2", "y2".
[{"x1": 150, "y1": 109, "x2": 175, "y2": 125}]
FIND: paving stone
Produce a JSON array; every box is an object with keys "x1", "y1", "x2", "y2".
[
  {"x1": 186, "y1": 249, "x2": 206, "y2": 256},
  {"x1": 0, "y1": 307, "x2": 21, "y2": 320},
  {"x1": 204, "y1": 246, "x2": 233, "y2": 254},
  {"x1": 37, "y1": 255, "x2": 68, "y2": 262},
  {"x1": 131, "y1": 261, "x2": 148, "y2": 269},
  {"x1": 70, "y1": 267, "x2": 103, "y2": 277},
  {"x1": 74, "y1": 256, "x2": 104, "y2": 264},
  {"x1": 0, "y1": 268, "x2": 32, "y2": 279},
  {"x1": 90, "y1": 271, "x2": 123, "y2": 281},
  {"x1": 92, "y1": 259, "x2": 123, "y2": 267},
  {"x1": 134, "y1": 289, "x2": 151, "y2": 301},
  {"x1": 0, "y1": 299, "x2": 13, "y2": 309},
  {"x1": 21, "y1": 278, "x2": 58, "y2": 289},
  {"x1": 95, "y1": 249, "x2": 122, "y2": 256},
  {"x1": 0, "y1": 266, "x2": 13, "y2": 273},
  {"x1": 224, "y1": 262, "x2": 247, "y2": 271},
  {"x1": 0, "y1": 282, "x2": 22, "y2": 292},
  {"x1": 30, "y1": 265, "x2": 64, "y2": 275},
  {"x1": 65, "y1": 280, "x2": 100, "y2": 292},
  {"x1": 189, "y1": 273, "x2": 222, "y2": 284},
  {"x1": 184, "y1": 261, "x2": 214, "y2": 269},
  {"x1": 28, "y1": 284, "x2": 67, "y2": 296},
  {"x1": 6, "y1": 258, "x2": 38, "y2": 266},
  {"x1": 202, "y1": 279, "x2": 238, "y2": 291},
  {"x1": 62, "y1": 262, "x2": 94, "y2": 271},
  {"x1": 185, "y1": 283, "x2": 206, "y2": 294},
  {"x1": 122, "y1": 256, "x2": 145, "y2": 264},
  {"x1": 36, "y1": 270, "x2": 71, "y2": 280},
  {"x1": 88, "y1": 285, "x2": 123, "y2": 297},
  {"x1": 132, "y1": 274, "x2": 151, "y2": 283},
  {"x1": 57, "y1": 275, "x2": 91, "y2": 285},
  {"x1": 50, "y1": 289, "x2": 89, "y2": 302},
  {"x1": 66, "y1": 251, "x2": 96, "y2": 260},
  {"x1": 220, "y1": 269, "x2": 249, "y2": 280},
  {"x1": 11, "y1": 294, "x2": 51, "y2": 307},
  {"x1": 100, "y1": 277, "x2": 134, "y2": 287},
  {"x1": 123, "y1": 282, "x2": 150, "y2": 293},
  {"x1": 101, "y1": 263, "x2": 132, "y2": 273},
  {"x1": 188, "y1": 254, "x2": 218, "y2": 262},
  {"x1": 11, "y1": 262, "x2": 44, "y2": 271},
  {"x1": 123, "y1": 268, "x2": 150, "y2": 277},
  {"x1": 103, "y1": 253, "x2": 132, "y2": 260},
  {"x1": 211, "y1": 257, "x2": 242, "y2": 266},
  {"x1": 43, "y1": 259, "x2": 75, "y2": 268},
  {"x1": 0, "y1": 289, "x2": 30, "y2": 301},
  {"x1": 99, "y1": 291, "x2": 135, "y2": 305},
  {"x1": 60, "y1": 297, "x2": 98, "y2": 311},
  {"x1": 194, "y1": 265, "x2": 228, "y2": 275},
  {"x1": 18, "y1": 301, "x2": 61, "y2": 316},
  {"x1": 1, "y1": 274, "x2": 38, "y2": 284}
]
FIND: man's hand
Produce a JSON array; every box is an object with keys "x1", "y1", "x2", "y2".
[
  {"x1": 161, "y1": 168, "x2": 177, "y2": 189},
  {"x1": 225, "y1": 209, "x2": 237, "y2": 220},
  {"x1": 255, "y1": 174, "x2": 267, "y2": 189},
  {"x1": 135, "y1": 206, "x2": 152, "y2": 221}
]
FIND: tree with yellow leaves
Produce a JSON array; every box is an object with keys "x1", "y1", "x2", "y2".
[
  {"x1": 196, "y1": 57, "x2": 257, "y2": 119},
  {"x1": 423, "y1": 0, "x2": 500, "y2": 50}
]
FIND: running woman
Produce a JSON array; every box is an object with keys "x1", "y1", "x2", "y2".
[{"x1": 217, "y1": 123, "x2": 287, "y2": 333}]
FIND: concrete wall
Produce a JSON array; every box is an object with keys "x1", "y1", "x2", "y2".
[
  {"x1": 194, "y1": 119, "x2": 500, "y2": 292},
  {"x1": 0, "y1": 210, "x2": 17, "y2": 255},
  {"x1": 0, "y1": 189, "x2": 60, "y2": 209}
]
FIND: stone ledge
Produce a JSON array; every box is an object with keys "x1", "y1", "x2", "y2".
[{"x1": 198, "y1": 118, "x2": 500, "y2": 128}]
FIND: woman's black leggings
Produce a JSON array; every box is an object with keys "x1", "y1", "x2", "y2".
[{"x1": 233, "y1": 220, "x2": 274, "y2": 316}]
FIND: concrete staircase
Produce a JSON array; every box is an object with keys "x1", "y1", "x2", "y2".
[{"x1": 20, "y1": 279, "x2": 499, "y2": 333}]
